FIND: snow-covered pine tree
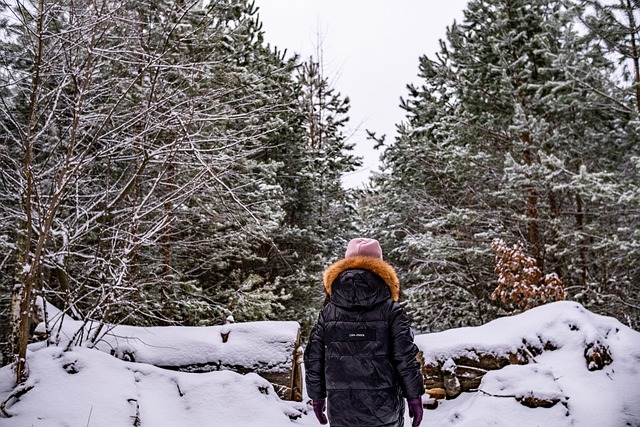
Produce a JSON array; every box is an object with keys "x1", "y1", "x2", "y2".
[
  {"x1": 154, "y1": 0, "x2": 296, "y2": 325},
  {"x1": 361, "y1": 0, "x2": 640, "y2": 331},
  {"x1": 582, "y1": 0, "x2": 640, "y2": 112},
  {"x1": 268, "y1": 56, "x2": 362, "y2": 334},
  {"x1": 572, "y1": 0, "x2": 640, "y2": 322},
  {"x1": 361, "y1": 47, "x2": 503, "y2": 331}
]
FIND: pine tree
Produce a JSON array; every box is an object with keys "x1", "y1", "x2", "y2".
[
  {"x1": 268, "y1": 56, "x2": 362, "y2": 333},
  {"x1": 363, "y1": 49, "x2": 503, "y2": 330},
  {"x1": 362, "y1": 0, "x2": 640, "y2": 331},
  {"x1": 582, "y1": 0, "x2": 640, "y2": 112}
]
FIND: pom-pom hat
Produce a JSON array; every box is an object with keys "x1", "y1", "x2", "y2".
[{"x1": 345, "y1": 238, "x2": 383, "y2": 260}]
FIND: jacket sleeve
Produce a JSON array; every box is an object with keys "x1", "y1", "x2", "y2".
[
  {"x1": 304, "y1": 309, "x2": 326, "y2": 399},
  {"x1": 389, "y1": 301, "x2": 425, "y2": 399}
]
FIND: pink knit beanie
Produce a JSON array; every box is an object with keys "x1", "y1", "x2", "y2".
[{"x1": 345, "y1": 238, "x2": 383, "y2": 260}]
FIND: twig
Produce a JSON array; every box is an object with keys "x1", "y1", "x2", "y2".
[
  {"x1": 477, "y1": 388, "x2": 517, "y2": 399},
  {"x1": 0, "y1": 385, "x2": 35, "y2": 418}
]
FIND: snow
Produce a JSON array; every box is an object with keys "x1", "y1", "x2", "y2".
[
  {"x1": 478, "y1": 363, "x2": 567, "y2": 413},
  {"x1": 1, "y1": 301, "x2": 639, "y2": 426},
  {"x1": 0, "y1": 347, "x2": 311, "y2": 427},
  {"x1": 34, "y1": 300, "x2": 300, "y2": 373},
  {"x1": 415, "y1": 301, "x2": 640, "y2": 427}
]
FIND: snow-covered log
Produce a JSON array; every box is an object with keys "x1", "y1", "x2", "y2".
[{"x1": 32, "y1": 300, "x2": 303, "y2": 401}]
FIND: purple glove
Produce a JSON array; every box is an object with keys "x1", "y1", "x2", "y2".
[
  {"x1": 408, "y1": 397, "x2": 424, "y2": 427},
  {"x1": 312, "y1": 398, "x2": 328, "y2": 425}
]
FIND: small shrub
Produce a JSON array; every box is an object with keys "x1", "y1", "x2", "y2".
[{"x1": 491, "y1": 239, "x2": 565, "y2": 313}]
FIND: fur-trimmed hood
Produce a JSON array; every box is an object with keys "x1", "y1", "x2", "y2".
[{"x1": 323, "y1": 256, "x2": 400, "y2": 302}]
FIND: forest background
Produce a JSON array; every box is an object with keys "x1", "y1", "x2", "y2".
[{"x1": 1, "y1": 0, "x2": 638, "y2": 383}]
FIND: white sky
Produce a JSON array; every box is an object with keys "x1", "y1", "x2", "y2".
[{"x1": 255, "y1": 1, "x2": 469, "y2": 188}]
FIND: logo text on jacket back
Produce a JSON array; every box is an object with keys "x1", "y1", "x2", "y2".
[{"x1": 334, "y1": 329, "x2": 376, "y2": 341}]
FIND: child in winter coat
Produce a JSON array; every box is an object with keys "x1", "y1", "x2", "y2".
[{"x1": 304, "y1": 238, "x2": 425, "y2": 427}]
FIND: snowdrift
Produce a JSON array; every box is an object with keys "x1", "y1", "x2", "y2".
[
  {"x1": 0, "y1": 301, "x2": 638, "y2": 426},
  {"x1": 32, "y1": 301, "x2": 303, "y2": 401},
  {"x1": 415, "y1": 301, "x2": 640, "y2": 426},
  {"x1": 0, "y1": 346, "x2": 310, "y2": 427}
]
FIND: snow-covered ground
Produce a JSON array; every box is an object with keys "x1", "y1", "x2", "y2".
[
  {"x1": 0, "y1": 301, "x2": 639, "y2": 426},
  {"x1": 0, "y1": 346, "x2": 311, "y2": 427},
  {"x1": 415, "y1": 301, "x2": 640, "y2": 426}
]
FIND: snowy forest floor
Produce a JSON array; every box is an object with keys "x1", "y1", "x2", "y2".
[{"x1": 1, "y1": 301, "x2": 639, "y2": 426}]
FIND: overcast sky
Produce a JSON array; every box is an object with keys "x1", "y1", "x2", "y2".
[{"x1": 255, "y1": 1, "x2": 469, "y2": 188}]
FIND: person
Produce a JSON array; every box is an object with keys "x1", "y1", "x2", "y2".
[{"x1": 304, "y1": 237, "x2": 425, "y2": 427}]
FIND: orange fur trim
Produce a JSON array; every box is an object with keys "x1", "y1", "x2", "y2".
[{"x1": 323, "y1": 256, "x2": 400, "y2": 301}]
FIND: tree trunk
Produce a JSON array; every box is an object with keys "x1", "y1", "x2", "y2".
[
  {"x1": 575, "y1": 192, "x2": 588, "y2": 287},
  {"x1": 521, "y1": 132, "x2": 541, "y2": 265},
  {"x1": 546, "y1": 190, "x2": 562, "y2": 276},
  {"x1": 626, "y1": 0, "x2": 640, "y2": 112},
  {"x1": 10, "y1": 219, "x2": 34, "y2": 383},
  {"x1": 9, "y1": 0, "x2": 45, "y2": 384},
  {"x1": 162, "y1": 162, "x2": 174, "y2": 279}
]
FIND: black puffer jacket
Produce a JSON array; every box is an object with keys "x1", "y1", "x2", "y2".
[{"x1": 304, "y1": 256, "x2": 424, "y2": 427}]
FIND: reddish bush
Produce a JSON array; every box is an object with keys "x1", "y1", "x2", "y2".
[{"x1": 491, "y1": 239, "x2": 565, "y2": 312}]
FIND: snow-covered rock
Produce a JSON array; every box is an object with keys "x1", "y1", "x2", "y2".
[
  {"x1": 414, "y1": 301, "x2": 640, "y2": 426},
  {"x1": 1, "y1": 300, "x2": 638, "y2": 426}
]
